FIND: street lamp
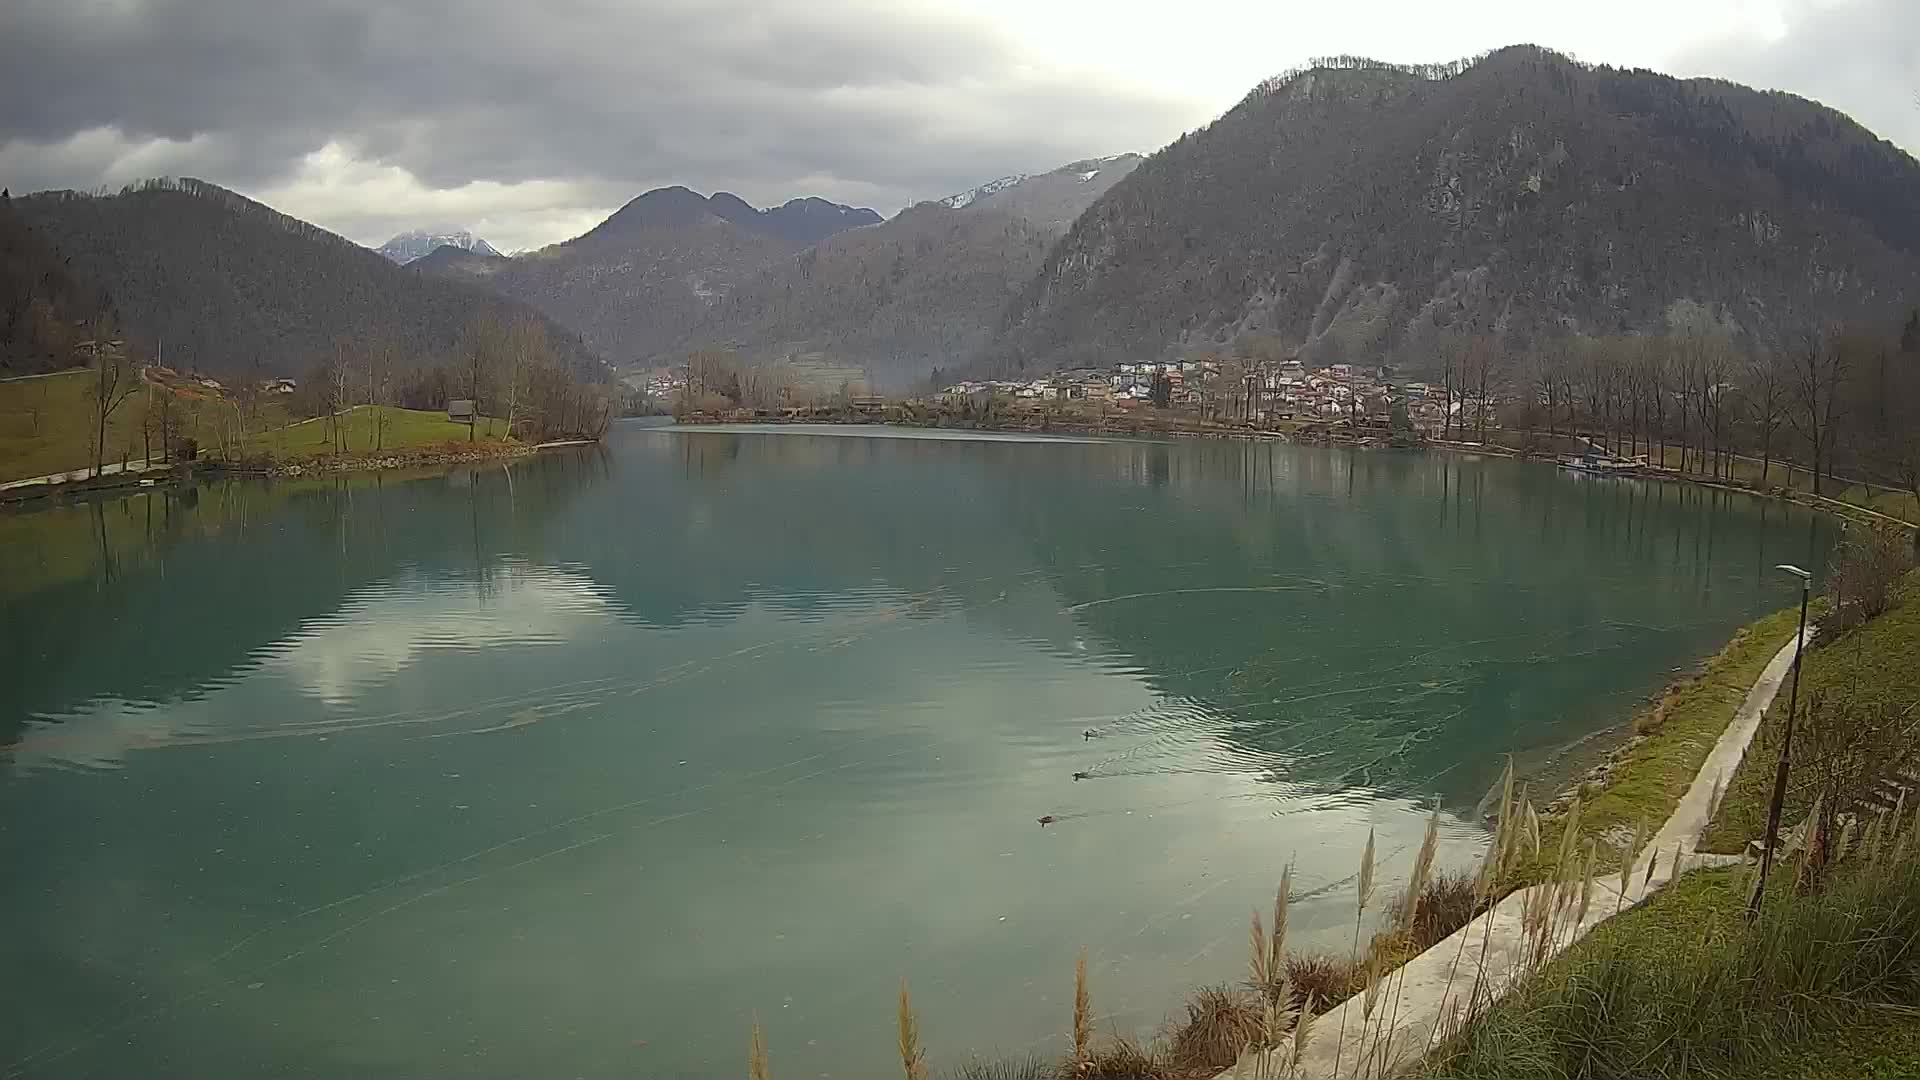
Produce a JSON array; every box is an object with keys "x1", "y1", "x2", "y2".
[{"x1": 1748, "y1": 562, "x2": 1813, "y2": 918}]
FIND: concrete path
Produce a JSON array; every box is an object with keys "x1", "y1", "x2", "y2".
[
  {"x1": 1251, "y1": 629, "x2": 1808, "y2": 1079},
  {"x1": 0, "y1": 458, "x2": 159, "y2": 492}
]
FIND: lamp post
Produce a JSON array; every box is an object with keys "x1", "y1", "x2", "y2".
[{"x1": 1748, "y1": 563, "x2": 1812, "y2": 918}]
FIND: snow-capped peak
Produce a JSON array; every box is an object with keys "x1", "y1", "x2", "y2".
[{"x1": 375, "y1": 228, "x2": 503, "y2": 264}]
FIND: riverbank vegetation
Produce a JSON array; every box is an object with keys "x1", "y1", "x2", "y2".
[
  {"x1": 1428, "y1": 839, "x2": 1920, "y2": 1079},
  {"x1": 0, "y1": 310, "x2": 613, "y2": 485}
]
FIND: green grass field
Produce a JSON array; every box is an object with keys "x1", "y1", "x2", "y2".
[
  {"x1": 1, "y1": 370, "x2": 510, "y2": 481},
  {"x1": 238, "y1": 404, "x2": 506, "y2": 459},
  {"x1": 1638, "y1": 443, "x2": 1920, "y2": 524},
  {"x1": 1702, "y1": 570, "x2": 1920, "y2": 854},
  {"x1": 1430, "y1": 860, "x2": 1920, "y2": 1079},
  {"x1": 0, "y1": 369, "x2": 162, "y2": 482}
]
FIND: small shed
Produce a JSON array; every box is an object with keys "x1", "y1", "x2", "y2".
[{"x1": 447, "y1": 399, "x2": 476, "y2": 423}]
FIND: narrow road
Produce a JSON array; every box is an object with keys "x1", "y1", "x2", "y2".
[{"x1": 0, "y1": 458, "x2": 161, "y2": 492}]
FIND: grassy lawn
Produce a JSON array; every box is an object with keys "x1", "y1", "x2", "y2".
[
  {"x1": 0, "y1": 369, "x2": 303, "y2": 482},
  {"x1": 1640, "y1": 444, "x2": 1920, "y2": 525},
  {"x1": 1516, "y1": 607, "x2": 1801, "y2": 883},
  {"x1": 238, "y1": 405, "x2": 508, "y2": 459},
  {"x1": 1702, "y1": 570, "x2": 1920, "y2": 854},
  {"x1": 2, "y1": 371, "x2": 510, "y2": 481},
  {"x1": 1757, "y1": 1015, "x2": 1920, "y2": 1080},
  {"x1": 0, "y1": 369, "x2": 152, "y2": 482}
]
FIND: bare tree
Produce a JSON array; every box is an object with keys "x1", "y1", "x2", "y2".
[
  {"x1": 1466, "y1": 334, "x2": 1496, "y2": 441},
  {"x1": 500, "y1": 317, "x2": 541, "y2": 439},
  {"x1": 1746, "y1": 350, "x2": 1787, "y2": 487},
  {"x1": 1695, "y1": 338, "x2": 1732, "y2": 479},
  {"x1": 1786, "y1": 326, "x2": 1850, "y2": 496},
  {"x1": 366, "y1": 339, "x2": 394, "y2": 452},
  {"x1": 460, "y1": 315, "x2": 504, "y2": 441},
  {"x1": 332, "y1": 347, "x2": 352, "y2": 453},
  {"x1": 84, "y1": 313, "x2": 139, "y2": 477}
]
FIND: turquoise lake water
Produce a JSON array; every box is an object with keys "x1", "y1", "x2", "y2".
[{"x1": 0, "y1": 424, "x2": 1832, "y2": 1078}]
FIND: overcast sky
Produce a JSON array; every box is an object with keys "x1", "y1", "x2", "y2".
[{"x1": 3, "y1": 0, "x2": 1915, "y2": 253}]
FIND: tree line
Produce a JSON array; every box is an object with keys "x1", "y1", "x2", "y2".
[
  {"x1": 1439, "y1": 310, "x2": 1920, "y2": 506},
  {"x1": 289, "y1": 313, "x2": 615, "y2": 447}
]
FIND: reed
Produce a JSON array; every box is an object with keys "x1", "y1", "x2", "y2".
[
  {"x1": 1248, "y1": 910, "x2": 1269, "y2": 993},
  {"x1": 1287, "y1": 993, "x2": 1317, "y2": 1079},
  {"x1": 1396, "y1": 802, "x2": 1442, "y2": 936},
  {"x1": 1371, "y1": 800, "x2": 1443, "y2": 1073},
  {"x1": 1330, "y1": 829, "x2": 1375, "y2": 1079},
  {"x1": 898, "y1": 978, "x2": 926, "y2": 1080},
  {"x1": 1268, "y1": 865, "x2": 1291, "y2": 986},
  {"x1": 1575, "y1": 840, "x2": 1597, "y2": 927},
  {"x1": 1073, "y1": 947, "x2": 1093, "y2": 1067},
  {"x1": 750, "y1": 1014, "x2": 770, "y2": 1080}
]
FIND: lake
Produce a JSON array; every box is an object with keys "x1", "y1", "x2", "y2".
[{"x1": 0, "y1": 424, "x2": 1832, "y2": 1079}]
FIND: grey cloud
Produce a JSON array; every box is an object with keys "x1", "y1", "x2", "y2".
[
  {"x1": 1670, "y1": 0, "x2": 1920, "y2": 163},
  {"x1": 0, "y1": 0, "x2": 1197, "y2": 220}
]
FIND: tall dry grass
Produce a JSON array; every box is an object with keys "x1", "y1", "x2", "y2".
[
  {"x1": 899, "y1": 978, "x2": 927, "y2": 1080},
  {"x1": 1073, "y1": 947, "x2": 1092, "y2": 1069},
  {"x1": 750, "y1": 1014, "x2": 770, "y2": 1080}
]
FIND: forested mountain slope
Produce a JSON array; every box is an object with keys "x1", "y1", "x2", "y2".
[
  {"x1": 660, "y1": 157, "x2": 1141, "y2": 387},
  {"x1": 0, "y1": 191, "x2": 111, "y2": 375},
  {"x1": 13, "y1": 179, "x2": 605, "y2": 378},
  {"x1": 686, "y1": 204, "x2": 1057, "y2": 387},
  {"x1": 990, "y1": 46, "x2": 1920, "y2": 372}
]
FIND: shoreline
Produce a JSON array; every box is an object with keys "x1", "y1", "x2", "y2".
[
  {"x1": 0, "y1": 439, "x2": 594, "y2": 507},
  {"x1": 678, "y1": 414, "x2": 1916, "y2": 527}
]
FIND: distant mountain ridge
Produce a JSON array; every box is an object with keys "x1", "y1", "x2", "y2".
[
  {"x1": 376, "y1": 228, "x2": 502, "y2": 264},
  {"x1": 413, "y1": 161, "x2": 1141, "y2": 381},
  {"x1": 938, "y1": 154, "x2": 1143, "y2": 231},
  {"x1": 990, "y1": 47, "x2": 1920, "y2": 372},
  {"x1": 574, "y1": 188, "x2": 880, "y2": 250},
  {"x1": 408, "y1": 187, "x2": 882, "y2": 366},
  {"x1": 13, "y1": 178, "x2": 606, "y2": 379}
]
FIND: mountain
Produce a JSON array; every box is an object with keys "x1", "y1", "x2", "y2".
[
  {"x1": 938, "y1": 154, "x2": 1143, "y2": 231},
  {"x1": 707, "y1": 193, "x2": 883, "y2": 248},
  {"x1": 415, "y1": 186, "x2": 878, "y2": 365},
  {"x1": 376, "y1": 228, "x2": 502, "y2": 264},
  {"x1": 990, "y1": 47, "x2": 1920, "y2": 373},
  {"x1": 13, "y1": 179, "x2": 606, "y2": 378},
  {"x1": 663, "y1": 157, "x2": 1142, "y2": 385},
  {"x1": 0, "y1": 191, "x2": 113, "y2": 375},
  {"x1": 690, "y1": 204, "x2": 1058, "y2": 388}
]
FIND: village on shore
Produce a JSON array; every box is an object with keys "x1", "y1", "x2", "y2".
[{"x1": 933, "y1": 358, "x2": 1477, "y2": 433}]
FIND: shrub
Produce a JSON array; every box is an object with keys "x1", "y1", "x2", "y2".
[
  {"x1": 1166, "y1": 985, "x2": 1260, "y2": 1074},
  {"x1": 1283, "y1": 953, "x2": 1365, "y2": 1012},
  {"x1": 1818, "y1": 523, "x2": 1913, "y2": 639},
  {"x1": 941, "y1": 1055, "x2": 1052, "y2": 1080},
  {"x1": 1077, "y1": 1036, "x2": 1167, "y2": 1080},
  {"x1": 1407, "y1": 870, "x2": 1483, "y2": 952}
]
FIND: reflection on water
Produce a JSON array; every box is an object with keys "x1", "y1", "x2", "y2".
[{"x1": 0, "y1": 426, "x2": 1832, "y2": 1079}]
